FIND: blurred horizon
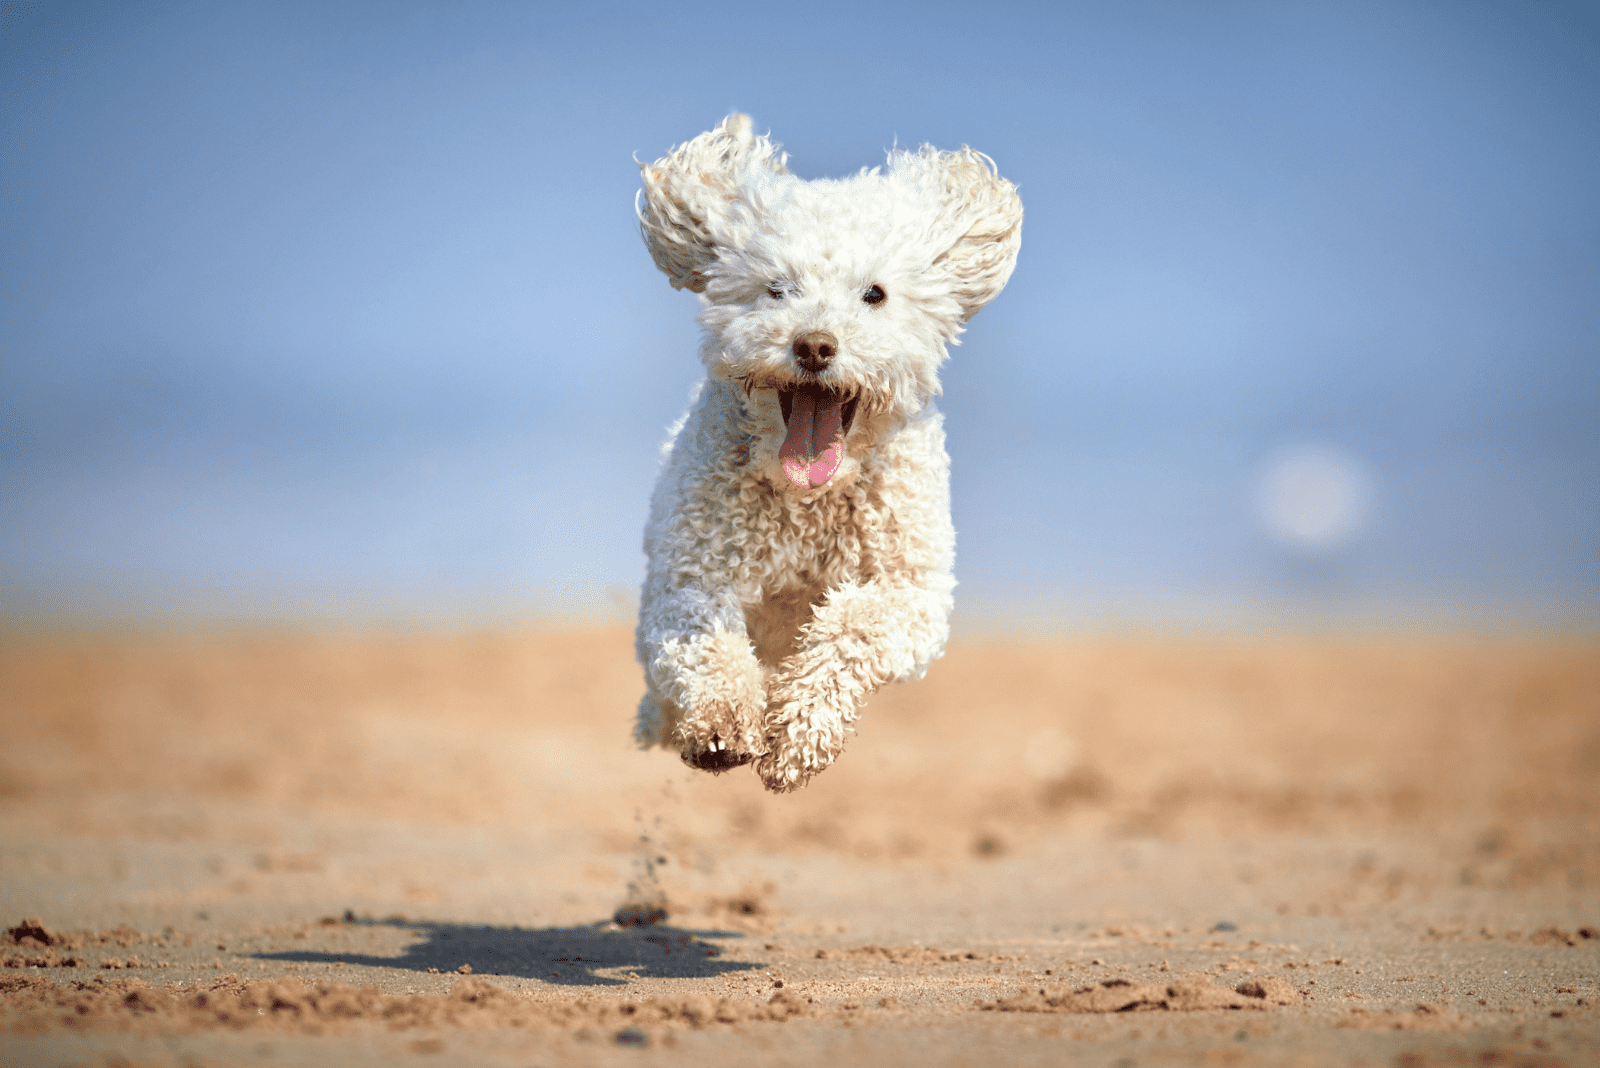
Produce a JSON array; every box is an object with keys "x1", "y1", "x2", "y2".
[{"x1": 2, "y1": 1, "x2": 1597, "y2": 630}]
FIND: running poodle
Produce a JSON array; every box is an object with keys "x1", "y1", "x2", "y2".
[{"x1": 632, "y1": 115, "x2": 1022, "y2": 792}]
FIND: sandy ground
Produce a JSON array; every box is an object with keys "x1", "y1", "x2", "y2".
[{"x1": 1, "y1": 625, "x2": 1597, "y2": 1067}]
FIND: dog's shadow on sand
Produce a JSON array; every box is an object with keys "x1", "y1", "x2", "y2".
[{"x1": 253, "y1": 917, "x2": 760, "y2": 987}]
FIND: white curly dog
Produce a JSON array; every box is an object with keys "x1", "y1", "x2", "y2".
[{"x1": 632, "y1": 115, "x2": 1022, "y2": 792}]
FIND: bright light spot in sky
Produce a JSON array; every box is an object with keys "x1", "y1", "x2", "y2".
[{"x1": 1255, "y1": 446, "x2": 1371, "y2": 553}]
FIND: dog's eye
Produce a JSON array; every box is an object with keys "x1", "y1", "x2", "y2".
[
  {"x1": 863, "y1": 284, "x2": 886, "y2": 306},
  {"x1": 767, "y1": 284, "x2": 785, "y2": 300}
]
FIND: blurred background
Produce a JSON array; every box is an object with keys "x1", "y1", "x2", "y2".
[{"x1": 2, "y1": 0, "x2": 1596, "y2": 629}]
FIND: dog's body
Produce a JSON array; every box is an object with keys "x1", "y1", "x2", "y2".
[{"x1": 632, "y1": 115, "x2": 1022, "y2": 792}]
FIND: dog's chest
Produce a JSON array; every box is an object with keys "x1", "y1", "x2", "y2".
[
  {"x1": 729, "y1": 489, "x2": 852, "y2": 661},
  {"x1": 727, "y1": 477, "x2": 879, "y2": 594}
]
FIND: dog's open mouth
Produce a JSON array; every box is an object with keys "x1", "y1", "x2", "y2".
[{"x1": 777, "y1": 384, "x2": 858, "y2": 490}]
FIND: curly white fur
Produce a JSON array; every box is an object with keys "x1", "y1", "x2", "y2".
[{"x1": 632, "y1": 114, "x2": 1022, "y2": 792}]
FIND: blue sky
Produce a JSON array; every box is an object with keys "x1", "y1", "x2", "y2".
[{"x1": 2, "y1": 1, "x2": 1597, "y2": 625}]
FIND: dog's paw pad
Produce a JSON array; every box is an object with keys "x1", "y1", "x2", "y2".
[
  {"x1": 682, "y1": 733, "x2": 754, "y2": 773},
  {"x1": 683, "y1": 748, "x2": 753, "y2": 772}
]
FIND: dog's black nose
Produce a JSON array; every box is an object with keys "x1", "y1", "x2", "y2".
[{"x1": 792, "y1": 330, "x2": 837, "y2": 373}]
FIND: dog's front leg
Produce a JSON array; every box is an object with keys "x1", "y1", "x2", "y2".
[
  {"x1": 636, "y1": 586, "x2": 768, "y2": 772},
  {"x1": 756, "y1": 579, "x2": 952, "y2": 792}
]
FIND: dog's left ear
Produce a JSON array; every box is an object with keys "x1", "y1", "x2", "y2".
[
  {"x1": 637, "y1": 114, "x2": 789, "y2": 293},
  {"x1": 895, "y1": 147, "x2": 1024, "y2": 322}
]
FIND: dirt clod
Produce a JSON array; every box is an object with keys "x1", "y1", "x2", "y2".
[
  {"x1": 6, "y1": 919, "x2": 57, "y2": 947},
  {"x1": 1235, "y1": 976, "x2": 1301, "y2": 1005},
  {"x1": 614, "y1": 902, "x2": 669, "y2": 928}
]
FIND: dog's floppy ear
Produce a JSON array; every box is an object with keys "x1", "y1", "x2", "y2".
[
  {"x1": 637, "y1": 114, "x2": 789, "y2": 293},
  {"x1": 894, "y1": 146, "x2": 1023, "y2": 322}
]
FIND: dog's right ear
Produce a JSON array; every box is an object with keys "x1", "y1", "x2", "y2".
[{"x1": 637, "y1": 114, "x2": 788, "y2": 293}]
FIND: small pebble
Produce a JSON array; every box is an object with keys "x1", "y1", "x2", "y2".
[
  {"x1": 615, "y1": 1026, "x2": 649, "y2": 1047},
  {"x1": 1213, "y1": 921, "x2": 1238, "y2": 932}
]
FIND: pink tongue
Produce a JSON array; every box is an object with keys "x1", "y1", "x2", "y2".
[{"x1": 779, "y1": 388, "x2": 846, "y2": 489}]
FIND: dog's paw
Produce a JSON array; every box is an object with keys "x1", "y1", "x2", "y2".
[
  {"x1": 658, "y1": 625, "x2": 768, "y2": 774},
  {"x1": 681, "y1": 732, "x2": 757, "y2": 773},
  {"x1": 673, "y1": 692, "x2": 766, "y2": 775},
  {"x1": 754, "y1": 748, "x2": 811, "y2": 792},
  {"x1": 754, "y1": 708, "x2": 842, "y2": 793},
  {"x1": 754, "y1": 679, "x2": 853, "y2": 792}
]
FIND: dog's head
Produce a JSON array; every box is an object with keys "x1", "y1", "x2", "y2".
[{"x1": 638, "y1": 114, "x2": 1022, "y2": 493}]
